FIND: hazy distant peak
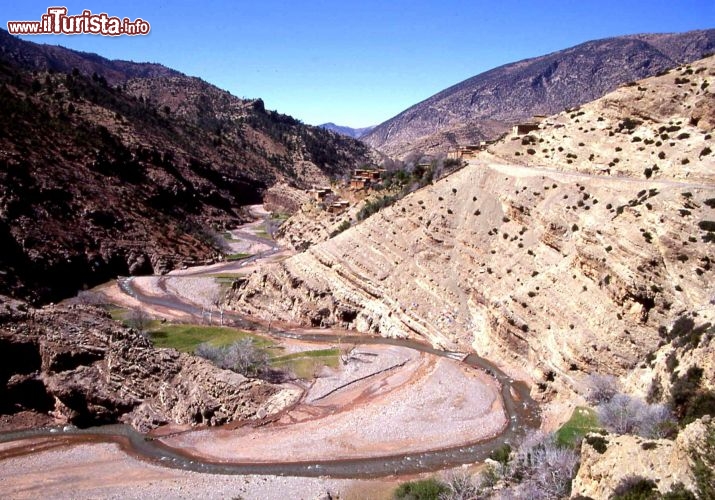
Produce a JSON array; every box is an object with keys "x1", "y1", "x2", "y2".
[{"x1": 319, "y1": 122, "x2": 376, "y2": 139}]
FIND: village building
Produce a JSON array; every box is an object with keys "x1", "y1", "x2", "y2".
[
  {"x1": 349, "y1": 167, "x2": 384, "y2": 190},
  {"x1": 512, "y1": 122, "x2": 540, "y2": 136},
  {"x1": 309, "y1": 186, "x2": 332, "y2": 201},
  {"x1": 447, "y1": 144, "x2": 485, "y2": 160}
]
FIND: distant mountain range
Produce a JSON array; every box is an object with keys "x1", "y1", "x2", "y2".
[
  {"x1": 319, "y1": 122, "x2": 375, "y2": 139},
  {"x1": 361, "y1": 29, "x2": 715, "y2": 158},
  {"x1": 0, "y1": 28, "x2": 372, "y2": 303}
]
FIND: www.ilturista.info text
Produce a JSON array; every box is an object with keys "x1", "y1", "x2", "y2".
[{"x1": 7, "y1": 7, "x2": 150, "y2": 36}]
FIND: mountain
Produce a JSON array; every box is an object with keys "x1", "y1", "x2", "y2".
[
  {"x1": 0, "y1": 29, "x2": 373, "y2": 303},
  {"x1": 361, "y1": 29, "x2": 715, "y2": 158},
  {"x1": 318, "y1": 122, "x2": 375, "y2": 139},
  {"x1": 229, "y1": 55, "x2": 715, "y2": 406}
]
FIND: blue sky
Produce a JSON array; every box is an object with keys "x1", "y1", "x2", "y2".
[{"x1": 4, "y1": 1, "x2": 714, "y2": 127}]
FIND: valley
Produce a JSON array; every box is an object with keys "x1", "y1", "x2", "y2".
[{"x1": 0, "y1": 209, "x2": 539, "y2": 498}]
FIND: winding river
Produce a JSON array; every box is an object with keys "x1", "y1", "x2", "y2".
[{"x1": 0, "y1": 211, "x2": 541, "y2": 478}]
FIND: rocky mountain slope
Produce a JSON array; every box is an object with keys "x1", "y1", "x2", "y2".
[
  {"x1": 319, "y1": 122, "x2": 375, "y2": 139},
  {"x1": 488, "y1": 59, "x2": 715, "y2": 184},
  {"x1": 362, "y1": 29, "x2": 715, "y2": 158},
  {"x1": 0, "y1": 29, "x2": 373, "y2": 303},
  {"x1": 227, "y1": 57, "x2": 715, "y2": 403},
  {"x1": 0, "y1": 295, "x2": 300, "y2": 432}
]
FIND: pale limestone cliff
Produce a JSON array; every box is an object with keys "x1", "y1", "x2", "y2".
[
  {"x1": 227, "y1": 58, "x2": 715, "y2": 402},
  {"x1": 571, "y1": 418, "x2": 712, "y2": 499}
]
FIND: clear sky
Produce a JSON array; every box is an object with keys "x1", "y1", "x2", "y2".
[{"x1": 4, "y1": 1, "x2": 714, "y2": 127}]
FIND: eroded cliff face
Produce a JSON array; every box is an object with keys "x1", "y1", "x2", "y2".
[
  {"x1": 227, "y1": 159, "x2": 714, "y2": 396},
  {"x1": 0, "y1": 296, "x2": 301, "y2": 432},
  {"x1": 227, "y1": 58, "x2": 715, "y2": 399}
]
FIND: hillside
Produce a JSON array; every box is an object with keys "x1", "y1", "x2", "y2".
[
  {"x1": 488, "y1": 58, "x2": 715, "y2": 184},
  {"x1": 228, "y1": 56, "x2": 715, "y2": 406},
  {"x1": 362, "y1": 29, "x2": 715, "y2": 158},
  {"x1": 0, "y1": 30, "x2": 373, "y2": 303}
]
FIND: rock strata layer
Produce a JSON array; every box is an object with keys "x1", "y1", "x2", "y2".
[{"x1": 0, "y1": 296, "x2": 301, "y2": 432}]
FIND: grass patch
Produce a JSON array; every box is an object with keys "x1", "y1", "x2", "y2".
[
  {"x1": 208, "y1": 273, "x2": 245, "y2": 279},
  {"x1": 394, "y1": 478, "x2": 448, "y2": 500},
  {"x1": 556, "y1": 406, "x2": 601, "y2": 447},
  {"x1": 149, "y1": 324, "x2": 273, "y2": 352},
  {"x1": 150, "y1": 324, "x2": 339, "y2": 379},
  {"x1": 271, "y1": 348, "x2": 340, "y2": 378},
  {"x1": 107, "y1": 305, "x2": 129, "y2": 322},
  {"x1": 226, "y1": 253, "x2": 252, "y2": 261}
]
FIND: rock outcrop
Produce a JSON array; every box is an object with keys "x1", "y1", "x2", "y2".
[
  {"x1": 0, "y1": 296, "x2": 301, "y2": 432},
  {"x1": 571, "y1": 418, "x2": 712, "y2": 498},
  {"x1": 262, "y1": 183, "x2": 312, "y2": 215}
]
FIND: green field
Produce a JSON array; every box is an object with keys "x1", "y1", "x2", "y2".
[
  {"x1": 208, "y1": 273, "x2": 245, "y2": 279},
  {"x1": 555, "y1": 406, "x2": 601, "y2": 447},
  {"x1": 271, "y1": 348, "x2": 340, "y2": 378},
  {"x1": 147, "y1": 323, "x2": 339, "y2": 378},
  {"x1": 226, "y1": 253, "x2": 252, "y2": 261},
  {"x1": 149, "y1": 324, "x2": 273, "y2": 352}
]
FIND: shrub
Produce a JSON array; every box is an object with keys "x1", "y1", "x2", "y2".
[
  {"x1": 506, "y1": 432, "x2": 579, "y2": 499},
  {"x1": 126, "y1": 307, "x2": 150, "y2": 335},
  {"x1": 585, "y1": 434, "x2": 608, "y2": 453},
  {"x1": 691, "y1": 426, "x2": 715, "y2": 500},
  {"x1": 669, "y1": 365, "x2": 715, "y2": 424},
  {"x1": 329, "y1": 220, "x2": 351, "y2": 237},
  {"x1": 356, "y1": 195, "x2": 397, "y2": 221},
  {"x1": 489, "y1": 443, "x2": 512, "y2": 465},
  {"x1": 619, "y1": 117, "x2": 642, "y2": 131},
  {"x1": 441, "y1": 471, "x2": 480, "y2": 499},
  {"x1": 585, "y1": 373, "x2": 619, "y2": 404},
  {"x1": 393, "y1": 478, "x2": 447, "y2": 500},
  {"x1": 597, "y1": 393, "x2": 676, "y2": 438},
  {"x1": 612, "y1": 476, "x2": 657, "y2": 499},
  {"x1": 662, "y1": 482, "x2": 697, "y2": 500}
]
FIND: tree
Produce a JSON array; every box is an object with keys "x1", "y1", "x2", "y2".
[
  {"x1": 337, "y1": 337, "x2": 357, "y2": 365},
  {"x1": 503, "y1": 432, "x2": 579, "y2": 499},
  {"x1": 126, "y1": 307, "x2": 149, "y2": 336},
  {"x1": 210, "y1": 288, "x2": 225, "y2": 326},
  {"x1": 195, "y1": 338, "x2": 269, "y2": 378},
  {"x1": 597, "y1": 394, "x2": 644, "y2": 435},
  {"x1": 584, "y1": 373, "x2": 620, "y2": 404}
]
